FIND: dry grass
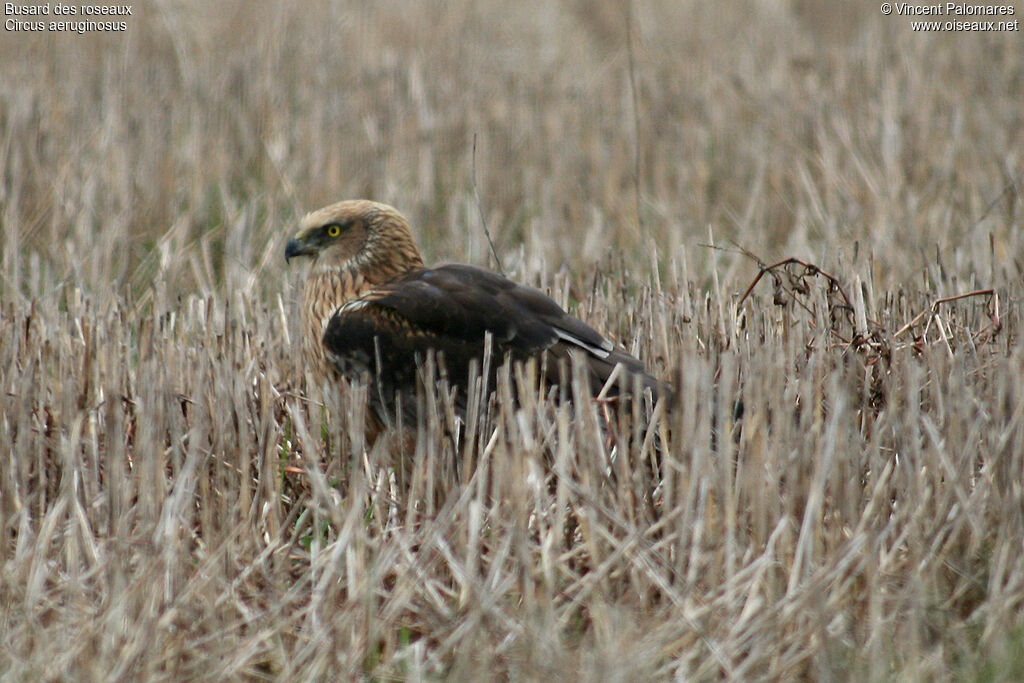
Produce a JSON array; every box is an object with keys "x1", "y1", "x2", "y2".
[{"x1": 2, "y1": 0, "x2": 1023, "y2": 679}]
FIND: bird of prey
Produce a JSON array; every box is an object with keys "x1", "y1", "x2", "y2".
[{"x1": 284, "y1": 200, "x2": 662, "y2": 426}]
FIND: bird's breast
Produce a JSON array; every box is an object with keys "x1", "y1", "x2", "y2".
[{"x1": 301, "y1": 267, "x2": 371, "y2": 374}]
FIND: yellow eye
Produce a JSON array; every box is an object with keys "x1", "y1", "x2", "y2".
[{"x1": 326, "y1": 224, "x2": 341, "y2": 237}]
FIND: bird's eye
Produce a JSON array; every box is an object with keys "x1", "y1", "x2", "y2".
[{"x1": 326, "y1": 224, "x2": 341, "y2": 237}]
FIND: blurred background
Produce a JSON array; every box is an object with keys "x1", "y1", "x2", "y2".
[{"x1": 1, "y1": 0, "x2": 1020, "y2": 306}]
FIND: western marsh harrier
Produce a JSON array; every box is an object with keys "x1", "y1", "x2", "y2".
[{"x1": 285, "y1": 200, "x2": 662, "y2": 425}]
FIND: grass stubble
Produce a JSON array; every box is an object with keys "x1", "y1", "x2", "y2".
[{"x1": 1, "y1": 1, "x2": 1023, "y2": 680}]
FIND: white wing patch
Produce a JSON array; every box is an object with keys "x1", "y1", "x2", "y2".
[
  {"x1": 554, "y1": 328, "x2": 613, "y2": 358},
  {"x1": 321, "y1": 298, "x2": 371, "y2": 338},
  {"x1": 337, "y1": 298, "x2": 370, "y2": 314}
]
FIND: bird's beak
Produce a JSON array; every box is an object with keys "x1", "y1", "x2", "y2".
[{"x1": 284, "y1": 233, "x2": 316, "y2": 263}]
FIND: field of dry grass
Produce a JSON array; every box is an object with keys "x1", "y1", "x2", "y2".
[{"x1": 2, "y1": 0, "x2": 1023, "y2": 679}]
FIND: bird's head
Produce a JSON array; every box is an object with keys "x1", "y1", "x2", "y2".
[{"x1": 284, "y1": 199, "x2": 424, "y2": 277}]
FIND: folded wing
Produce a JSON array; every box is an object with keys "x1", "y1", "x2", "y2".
[{"x1": 322, "y1": 264, "x2": 659, "y2": 417}]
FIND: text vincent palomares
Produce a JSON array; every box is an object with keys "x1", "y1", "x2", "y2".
[{"x1": 891, "y1": 2, "x2": 1014, "y2": 15}]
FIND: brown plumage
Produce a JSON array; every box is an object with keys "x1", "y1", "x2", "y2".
[{"x1": 285, "y1": 200, "x2": 663, "y2": 425}]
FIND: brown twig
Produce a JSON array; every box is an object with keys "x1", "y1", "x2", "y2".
[
  {"x1": 738, "y1": 256, "x2": 854, "y2": 311},
  {"x1": 892, "y1": 289, "x2": 999, "y2": 340},
  {"x1": 736, "y1": 253, "x2": 1001, "y2": 356}
]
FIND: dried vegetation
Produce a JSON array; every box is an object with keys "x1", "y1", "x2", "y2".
[{"x1": 1, "y1": 1, "x2": 1023, "y2": 680}]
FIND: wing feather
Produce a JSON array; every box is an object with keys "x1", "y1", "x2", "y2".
[{"x1": 322, "y1": 264, "x2": 658, "y2": 413}]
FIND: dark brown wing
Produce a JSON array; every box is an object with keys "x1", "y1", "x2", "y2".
[{"x1": 321, "y1": 264, "x2": 659, "y2": 418}]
